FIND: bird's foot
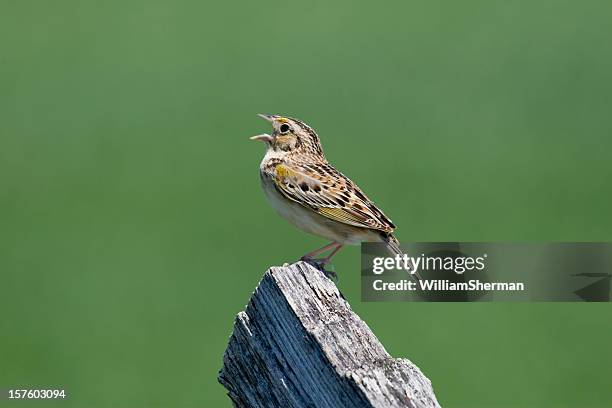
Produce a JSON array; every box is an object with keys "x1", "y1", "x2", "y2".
[{"x1": 300, "y1": 256, "x2": 338, "y2": 282}]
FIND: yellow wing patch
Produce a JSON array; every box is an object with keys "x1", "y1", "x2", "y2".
[{"x1": 275, "y1": 164, "x2": 293, "y2": 180}]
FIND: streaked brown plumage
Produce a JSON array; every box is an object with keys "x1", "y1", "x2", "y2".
[{"x1": 251, "y1": 114, "x2": 405, "y2": 275}]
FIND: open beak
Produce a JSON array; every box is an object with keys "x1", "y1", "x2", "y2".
[
  {"x1": 257, "y1": 113, "x2": 276, "y2": 122},
  {"x1": 250, "y1": 133, "x2": 273, "y2": 143},
  {"x1": 252, "y1": 114, "x2": 277, "y2": 142}
]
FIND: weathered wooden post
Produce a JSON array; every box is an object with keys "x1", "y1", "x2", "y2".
[{"x1": 218, "y1": 261, "x2": 440, "y2": 408}]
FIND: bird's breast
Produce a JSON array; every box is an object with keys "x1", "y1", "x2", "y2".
[{"x1": 258, "y1": 170, "x2": 379, "y2": 245}]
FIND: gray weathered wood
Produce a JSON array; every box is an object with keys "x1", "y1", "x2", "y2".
[{"x1": 218, "y1": 261, "x2": 441, "y2": 408}]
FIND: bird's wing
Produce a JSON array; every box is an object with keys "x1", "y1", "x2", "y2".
[{"x1": 271, "y1": 162, "x2": 395, "y2": 233}]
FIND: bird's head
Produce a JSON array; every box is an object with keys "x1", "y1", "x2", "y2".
[{"x1": 251, "y1": 114, "x2": 324, "y2": 157}]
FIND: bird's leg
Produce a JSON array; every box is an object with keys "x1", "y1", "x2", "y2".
[
  {"x1": 300, "y1": 242, "x2": 343, "y2": 281},
  {"x1": 300, "y1": 242, "x2": 339, "y2": 261},
  {"x1": 317, "y1": 244, "x2": 345, "y2": 281},
  {"x1": 316, "y1": 244, "x2": 344, "y2": 265}
]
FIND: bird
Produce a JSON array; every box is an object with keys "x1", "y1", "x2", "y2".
[{"x1": 250, "y1": 114, "x2": 413, "y2": 279}]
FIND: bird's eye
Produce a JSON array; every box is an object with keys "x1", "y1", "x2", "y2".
[{"x1": 280, "y1": 124, "x2": 290, "y2": 133}]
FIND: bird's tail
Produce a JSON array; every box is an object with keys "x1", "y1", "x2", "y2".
[{"x1": 380, "y1": 233, "x2": 423, "y2": 282}]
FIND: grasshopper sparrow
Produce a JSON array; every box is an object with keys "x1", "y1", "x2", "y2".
[{"x1": 251, "y1": 114, "x2": 409, "y2": 277}]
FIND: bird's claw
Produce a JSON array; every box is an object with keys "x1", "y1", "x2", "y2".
[
  {"x1": 322, "y1": 268, "x2": 338, "y2": 282},
  {"x1": 300, "y1": 257, "x2": 339, "y2": 282}
]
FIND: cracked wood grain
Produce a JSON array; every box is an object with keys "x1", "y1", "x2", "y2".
[{"x1": 218, "y1": 261, "x2": 441, "y2": 408}]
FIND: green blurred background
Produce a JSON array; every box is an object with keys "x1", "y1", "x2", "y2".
[{"x1": 1, "y1": 0, "x2": 611, "y2": 407}]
